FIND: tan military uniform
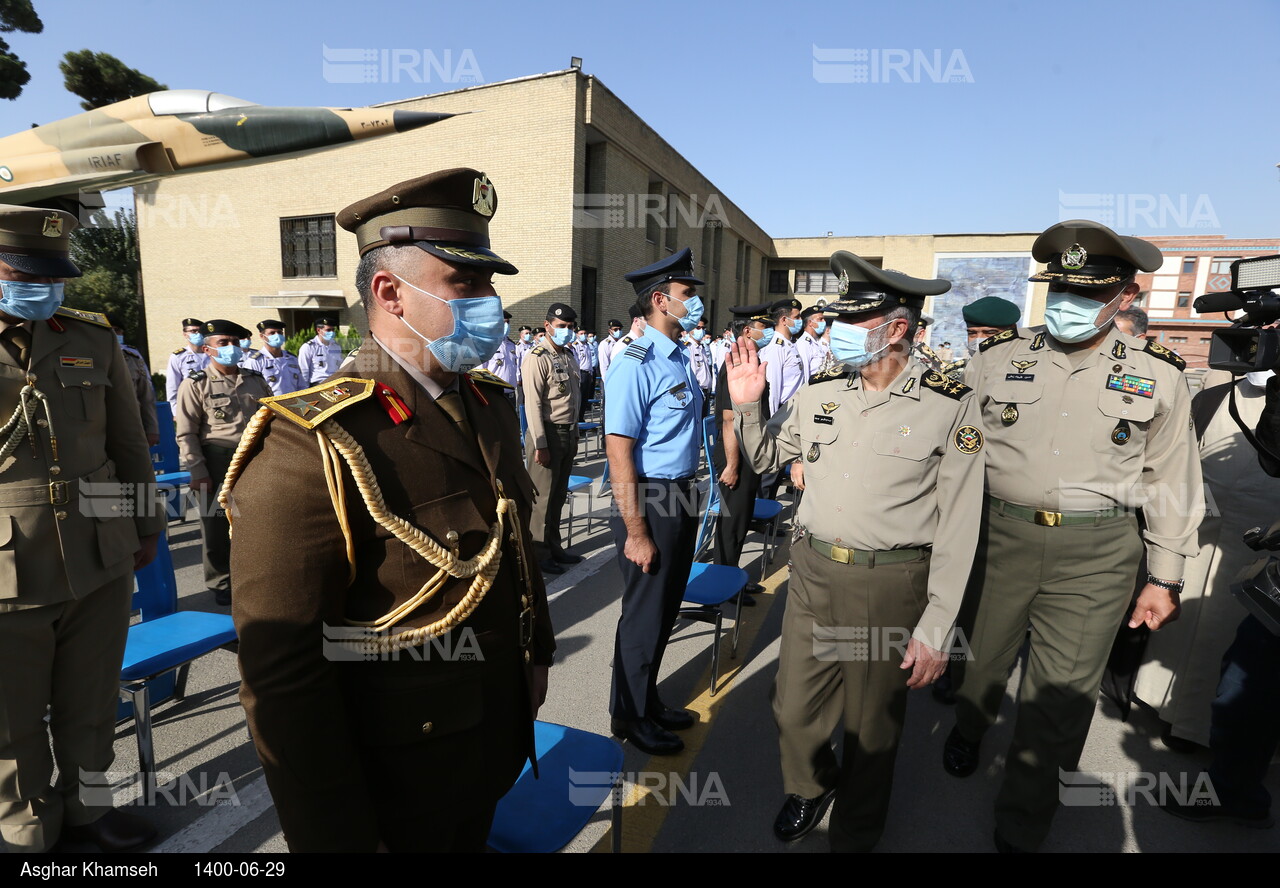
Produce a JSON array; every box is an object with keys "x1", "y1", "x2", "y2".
[
  {"x1": 521, "y1": 342, "x2": 580, "y2": 558},
  {"x1": 954, "y1": 325, "x2": 1203, "y2": 850},
  {"x1": 175, "y1": 365, "x2": 271, "y2": 597},
  {"x1": 0, "y1": 308, "x2": 164, "y2": 850},
  {"x1": 120, "y1": 345, "x2": 158, "y2": 440},
  {"x1": 226, "y1": 339, "x2": 554, "y2": 852},
  {"x1": 735, "y1": 359, "x2": 985, "y2": 851}
]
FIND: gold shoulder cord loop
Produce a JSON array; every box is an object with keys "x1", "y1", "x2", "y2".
[
  {"x1": 218, "y1": 406, "x2": 274, "y2": 530},
  {"x1": 316, "y1": 419, "x2": 514, "y2": 653}
]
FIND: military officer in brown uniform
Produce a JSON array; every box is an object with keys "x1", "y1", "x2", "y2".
[
  {"x1": 0, "y1": 205, "x2": 163, "y2": 852},
  {"x1": 226, "y1": 169, "x2": 554, "y2": 852},
  {"x1": 728, "y1": 252, "x2": 986, "y2": 852},
  {"x1": 943, "y1": 221, "x2": 1203, "y2": 852},
  {"x1": 521, "y1": 303, "x2": 582, "y2": 575},
  {"x1": 175, "y1": 319, "x2": 272, "y2": 607}
]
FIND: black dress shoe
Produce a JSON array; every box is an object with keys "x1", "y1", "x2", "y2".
[
  {"x1": 63, "y1": 809, "x2": 156, "y2": 852},
  {"x1": 734, "y1": 592, "x2": 757, "y2": 607},
  {"x1": 993, "y1": 830, "x2": 1028, "y2": 853},
  {"x1": 539, "y1": 557, "x2": 565, "y2": 575},
  {"x1": 773, "y1": 790, "x2": 836, "y2": 842},
  {"x1": 609, "y1": 717, "x2": 684, "y2": 755},
  {"x1": 649, "y1": 705, "x2": 694, "y2": 731},
  {"x1": 744, "y1": 583, "x2": 765, "y2": 594},
  {"x1": 552, "y1": 550, "x2": 583, "y2": 565},
  {"x1": 213, "y1": 588, "x2": 231, "y2": 606},
  {"x1": 943, "y1": 726, "x2": 980, "y2": 778}
]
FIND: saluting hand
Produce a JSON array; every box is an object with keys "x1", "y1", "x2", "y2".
[{"x1": 724, "y1": 336, "x2": 768, "y2": 406}]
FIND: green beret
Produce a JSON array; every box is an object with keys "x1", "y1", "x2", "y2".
[{"x1": 962, "y1": 296, "x2": 1021, "y2": 327}]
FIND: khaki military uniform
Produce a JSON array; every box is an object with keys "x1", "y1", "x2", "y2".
[
  {"x1": 953, "y1": 325, "x2": 1203, "y2": 850},
  {"x1": 736, "y1": 359, "x2": 985, "y2": 851},
  {"x1": 226, "y1": 339, "x2": 554, "y2": 851},
  {"x1": 120, "y1": 345, "x2": 158, "y2": 440},
  {"x1": 175, "y1": 366, "x2": 272, "y2": 597},
  {"x1": 0, "y1": 308, "x2": 164, "y2": 851},
  {"x1": 521, "y1": 342, "x2": 580, "y2": 559}
]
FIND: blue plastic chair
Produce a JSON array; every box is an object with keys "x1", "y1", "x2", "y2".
[
  {"x1": 119, "y1": 531, "x2": 237, "y2": 798},
  {"x1": 577, "y1": 421, "x2": 603, "y2": 458},
  {"x1": 150, "y1": 401, "x2": 191, "y2": 522},
  {"x1": 565, "y1": 474, "x2": 593, "y2": 546},
  {"x1": 699, "y1": 416, "x2": 784, "y2": 565},
  {"x1": 488, "y1": 721, "x2": 624, "y2": 853}
]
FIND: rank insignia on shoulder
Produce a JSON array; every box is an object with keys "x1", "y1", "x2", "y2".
[
  {"x1": 1144, "y1": 340, "x2": 1186, "y2": 371},
  {"x1": 530, "y1": 345, "x2": 548, "y2": 357},
  {"x1": 623, "y1": 344, "x2": 648, "y2": 361},
  {"x1": 953, "y1": 425, "x2": 984, "y2": 454},
  {"x1": 173, "y1": 348, "x2": 186, "y2": 355},
  {"x1": 53, "y1": 306, "x2": 110, "y2": 327},
  {"x1": 979, "y1": 329, "x2": 1019, "y2": 352},
  {"x1": 922, "y1": 370, "x2": 971, "y2": 400},
  {"x1": 466, "y1": 367, "x2": 514, "y2": 390},
  {"x1": 1111, "y1": 340, "x2": 1127, "y2": 360},
  {"x1": 808, "y1": 365, "x2": 846, "y2": 385},
  {"x1": 263, "y1": 377, "x2": 377, "y2": 429},
  {"x1": 1030, "y1": 332, "x2": 1046, "y2": 351}
]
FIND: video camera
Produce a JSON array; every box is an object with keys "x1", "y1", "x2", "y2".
[{"x1": 1195, "y1": 254, "x2": 1280, "y2": 373}]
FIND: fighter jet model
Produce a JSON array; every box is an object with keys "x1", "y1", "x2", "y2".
[{"x1": 0, "y1": 89, "x2": 455, "y2": 213}]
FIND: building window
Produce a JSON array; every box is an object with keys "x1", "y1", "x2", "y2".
[
  {"x1": 795, "y1": 271, "x2": 841, "y2": 294},
  {"x1": 1181, "y1": 257, "x2": 1195, "y2": 274},
  {"x1": 1200, "y1": 337, "x2": 1212, "y2": 344},
  {"x1": 701, "y1": 224, "x2": 713, "y2": 269},
  {"x1": 581, "y1": 266, "x2": 598, "y2": 332},
  {"x1": 735, "y1": 241, "x2": 744, "y2": 281},
  {"x1": 1210, "y1": 257, "x2": 1233, "y2": 275},
  {"x1": 1168, "y1": 336, "x2": 1187, "y2": 344},
  {"x1": 664, "y1": 191, "x2": 679, "y2": 252},
  {"x1": 712, "y1": 225, "x2": 723, "y2": 272},
  {"x1": 769, "y1": 270, "x2": 788, "y2": 294},
  {"x1": 742, "y1": 245, "x2": 752, "y2": 293},
  {"x1": 1176, "y1": 293, "x2": 1190, "y2": 308},
  {"x1": 280, "y1": 215, "x2": 336, "y2": 278}
]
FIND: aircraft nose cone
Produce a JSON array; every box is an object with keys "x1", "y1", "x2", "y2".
[{"x1": 392, "y1": 110, "x2": 456, "y2": 132}]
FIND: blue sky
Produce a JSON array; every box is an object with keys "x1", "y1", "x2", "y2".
[{"x1": 2, "y1": 0, "x2": 1277, "y2": 239}]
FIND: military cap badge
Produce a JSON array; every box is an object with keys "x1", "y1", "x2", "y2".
[
  {"x1": 837, "y1": 271, "x2": 850, "y2": 296},
  {"x1": 1060, "y1": 243, "x2": 1087, "y2": 270},
  {"x1": 42, "y1": 214, "x2": 64, "y2": 238},
  {"x1": 473, "y1": 174, "x2": 496, "y2": 217}
]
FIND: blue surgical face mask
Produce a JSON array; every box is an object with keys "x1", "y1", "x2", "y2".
[
  {"x1": 503, "y1": 322, "x2": 510, "y2": 337},
  {"x1": 610, "y1": 329, "x2": 622, "y2": 340},
  {"x1": 393, "y1": 274, "x2": 506, "y2": 372},
  {"x1": 577, "y1": 332, "x2": 587, "y2": 343},
  {"x1": 691, "y1": 328, "x2": 706, "y2": 342},
  {"x1": 187, "y1": 331, "x2": 204, "y2": 347},
  {"x1": 239, "y1": 338, "x2": 252, "y2": 350},
  {"x1": 521, "y1": 332, "x2": 531, "y2": 343},
  {"x1": 212, "y1": 344, "x2": 242, "y2": 367},
  {"x1": 0, "y1": 280, "x2": 65, "y2": 322},
  {"x1": 1043, "y1": 288, "x2": 1123, "y2": 344},
  {"x1": 321, "y1": 329, "x2": 337, "y2": 342},
  {"x1": 829, "y1": 318, "x2": 894, "y2": 369},
  {"x1": 266, "y1": 332, "x2": 285, "y2": 348},
  {"x1": 788, "y1": 318, "x2": 803, "y2": 336},
  {"x1": 548, "y1": 325, "x2": 575, "y2": 348},
  {"x1": 815, "y1": 319, "x2": 827, "y2": 336},
  {"x1": 666, "y1": 292, "x2": 704, "y2": 332}
]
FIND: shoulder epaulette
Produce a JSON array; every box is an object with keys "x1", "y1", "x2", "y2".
[
  {"x1": 261, "y1": 377, "x2": 378, "y2": 430},
  {"x1": 921, "y1": 370, "x2": 972, "y2": 400},
  {"x1": 530, "y1": 345, "x2": 548, "y2": 357},
  {"x1": 121, "y1": 344, "x2": 141, "y2": 357},
  {"x1": 53, "y1": 306, "x2": 110, "y2": 328},
  {"x1": 1143, "y1": 340, "x2": 1186, "y2": 371},
  {"x1": 622, "y1": 342, "x2": 649, "y2": 362},
  {"x1": 172, "y1": 348, "x2": 185, "y2": 355},
  {"x1": 978, "y1": 328, "x2": 1020, "y2": 352},
  {"x1": 621, "y1": 336, "x2": 634, "y2": 345},
  {"x1": 240, "y1": 367, "x2": 262, "y2": 377},
  {"x1": 188, "y1": 369, "x2": 207, "y2": 381},
  {"x1": 467, "y1": 367, "x2": 514, "y2": 390},
  {"x1": 808, "y1": 365, "x2": 847, "y2": 385}
]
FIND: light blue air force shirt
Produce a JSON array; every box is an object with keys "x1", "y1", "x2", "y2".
[{"x1": 604, "y1": 326, "x2": 703, "y2": 480}]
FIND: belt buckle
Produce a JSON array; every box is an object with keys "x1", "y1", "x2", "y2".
[
  {"x1": 519, "y1": 606, "x2": 534, "y2": 648},
  {"x1": 829, "y1": 544, "x2": 851, "y2": 564},
  {"x1": 1034, "y1": 510, "x2": 1061, "y2": 527},
  {"x1": 49, "y1": 480, "x2": 68, "y2": 506}
]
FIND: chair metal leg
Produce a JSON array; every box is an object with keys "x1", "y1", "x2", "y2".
[
  {"x1": 173, "y1": 664, "x2": 191, "y2": 700},
  {"x1": 611, "y1": 783, "x2": 623, "y2": 853},
  {"x1": 731, "y1": 587, "x2": 743, "y2": 658},
  {"x1": 566, "y1": 495, "x2": 576, "y2": 548},
  {"x1": 124, "y1": 681, "x2": 157, "y2": 805},
  {"x1": 709, "y1": 609, "x2": 723, "y2": 696}
]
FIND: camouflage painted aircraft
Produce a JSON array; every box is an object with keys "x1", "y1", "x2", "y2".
[{"x1": 0, "y1": 89, "x2": 455, "y2": 212}]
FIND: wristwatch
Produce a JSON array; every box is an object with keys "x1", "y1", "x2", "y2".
[{"x1": 1147, "y1": 574, "x2": 1184, "y2": 593}]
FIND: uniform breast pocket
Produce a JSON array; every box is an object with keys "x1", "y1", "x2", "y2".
[
  {"x1": 55, "y1": 365, "x2": 111, "y2": 426},
  {"x1": 403, "y1": 490, "x2": 490, "y2": 590},
  {"x1": 863, "y1": 433, "x2": 935, "y2": 497},
  {"x1": 661, "y1": 387, "x2": 695, "y2": 411},
  {"x1": 1092, "y1": 387, "x2": 1155, "y2": 455},
  {"x1": 801, "y1": 422, "x2": 840, "y2": 482},
  {"x1": 983, "y1": 381, "x2": 1044, "y2": 441}
]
